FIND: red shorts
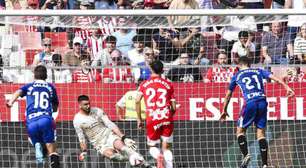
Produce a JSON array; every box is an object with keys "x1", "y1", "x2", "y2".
[{"x1": 146, "y1": 121, "x2": 173, "y2": 146}]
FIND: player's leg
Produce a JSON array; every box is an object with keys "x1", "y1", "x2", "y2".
[
  {"x1": 27, "y1": 121, "x2": 45, "y2": 163},
  {"x1": 237, "y1": 102, "x2": 257, "y2": 168},
  {"x1": 255, "y1": 100, "x2": 268, "y2": 167},
  {"x1": 39, "y1": 117, "x2": 60, "y2": 168},
  {"x1": 160, "y1": 123, "x2": 174, "y2": 168},
  {"x1": 146, "y1": 123, "x2": 164, "y2": 168}
]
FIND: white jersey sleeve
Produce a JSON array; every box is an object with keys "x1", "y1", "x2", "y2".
[{"x1": 73, "y1": 114, "x2": 87, "y2": 144}]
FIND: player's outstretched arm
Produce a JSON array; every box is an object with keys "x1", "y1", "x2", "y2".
[
  {"x1": 135, "y1": 94, "x2": 144, "y2": 129},
  {"x1": 220, "y1": 90, "x2": 232, "y2": 121},
  {"x1": 269, "y1": 74, "x2": 295, "y2": 97},
  {"x1": 6, "y1": 90, "x2": 23, "y2": 108}
]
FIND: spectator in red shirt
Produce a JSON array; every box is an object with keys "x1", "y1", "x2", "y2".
[
  {"x1": 102, "y1": 49, "x2": 132, "y2": 83},
  {"x1": 282, "y1": 67, "x2": 306, "y2": 83},
  {"x1": 72, "y1": 54, "x2": 101, "y2": 83},
  {"x1": 204, "y1": 51, "x2": 236, "y2": 83}
]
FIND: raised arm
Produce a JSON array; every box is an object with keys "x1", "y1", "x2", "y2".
[{"x1": 135, "y1": 93, "x2": 144, "y2": 129}]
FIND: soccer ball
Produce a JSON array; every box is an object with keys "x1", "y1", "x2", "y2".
[{"x1": 129, "y1": 153, "x2": 144, "y2": 166}]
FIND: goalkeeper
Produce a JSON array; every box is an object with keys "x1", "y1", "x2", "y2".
[{"x1": 73, "y1": 95, "x2": 152, "y2": 167}]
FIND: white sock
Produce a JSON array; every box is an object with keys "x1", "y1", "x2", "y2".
[
  {"x1": 163, "y1": 150, "x2": 173, "y2": 168},
  {"x1": 149, "y1": 147, "x2": 160, "y2": 159}
]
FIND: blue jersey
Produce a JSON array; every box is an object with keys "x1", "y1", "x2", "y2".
[
  {"x1": 229, "y1": 68, "x2": 271, "y2": 102},
  {"x1": 20, "y1": 80, "x2": 59, "y2": 120}
]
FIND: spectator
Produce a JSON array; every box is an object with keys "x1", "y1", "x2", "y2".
[
  {"x1": 282, "y1": 67, "x2": 306, "y2": 83},
  {"x1": 127, "y1": 35, "x2": 145, "y2": 66},
  {"x1": 142, "y1": 0, "x2": 172, "y2": 9},
  {"x1": 32, "y1": 38, "x2": 54, "y2": 66},
  {"x1": 153, "y1": 28, "x2": 199, "y2": 62},
  {"x1": 72, "y1": 54, "x2": 102, "y2": 82},
  {"x1": 261, "y1": 22, "x2": 293, "y2": 64},
  {"x1": 133, "y1": 47, "x2": 156, "y2": 81},
  {"x1": 166, "y1": 52, "x2": 202, "y2": 82},
  {"x1": 285, "y1": 0, "x2": 306, "y2": 40},
  {"x1": 238, "y1": 0, "x2": 264, "y2": 9},
  {"x1": 86, "y1": 28, "x2": 104, "y2": 60},
  {"x1": 47, "y1": 54, "x2": 72, "y2": 83},
  {"x1": 41, "y1": 0, "x2": 66, "y2": 9},
  {"x1": 102, "y1": 49, "x2": 132, "y2": 83},
  {"x1": 112, "y1": 17, "x2": 137, "y2": 57},
  {"x1": 168, "y1": 0, "x2": 199, "y2": 28},
  {"x1": 91, "y1": 35, "x2": 116, "y2": 67},
  {"x1": 63, "y1": 36, "x2": 84, "y2": 66},
  {"x1": 181, "y1": 27, "x2": 209, "y2": 63},
  {"x1": 27, "y1": 0, "x2": 39, "y2": 9},
  {"x1": 271, "y1": 0, "x2": 285, "y2": 8},
  {"x1": 204, "y1": 51, "x2": 236, "y2": 83},
  {"x1": 116, "y1": 82, "x2": 146, "y2": 121},
  {"x1": 94, "y1": 0, "x2": 117, "y2": 9},
  {"x1": 294, "y1": 23, "x2": 306, "y2": 63},
  {"x1": 231, "y1": 31, "x2": 255, "y2": 64}
]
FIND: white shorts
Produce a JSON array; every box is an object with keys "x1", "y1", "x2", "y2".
[{"x1": 94, "y1": 131, "x2": 121, "y2": 154}]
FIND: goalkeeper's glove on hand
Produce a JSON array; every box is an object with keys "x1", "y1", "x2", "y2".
[
  {"x1": 79, "y1": 151, "x2": 87, "y2": 161},
  {"x1": 122, "y1": 136, "x2": 137, "y2": 150}
]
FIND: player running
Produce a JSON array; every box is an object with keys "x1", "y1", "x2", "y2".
[
  {"x1": 6, "y1": 65, "x2": 60, "y2": 168},
  {"x1": 136, "y1": 60, "x2": 177, "y2": 168},
  {"x1": 73, "y1": 95, "x2": 154, "y2": 167},
  {"x1": 220, "y1": 57, "x2": 295, "y2": 168}
]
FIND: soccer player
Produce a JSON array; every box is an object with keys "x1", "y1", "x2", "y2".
[
  {"x1": 73, "y1": 95, "x2": 153, "y2": 167},
  {"x1": 135, "y1": 60, "x2": 177, "y2": 168},
  {"x1": 6, "y1": 65, "x2": 60, "y2": 168},
  {"x1": 220, "y1": 57, "x2": 295, "y2": 168}
]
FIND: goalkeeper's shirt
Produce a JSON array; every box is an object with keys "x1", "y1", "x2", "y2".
[{"x1": 73, "y1": 107, "x2": 117, "y2": 146}]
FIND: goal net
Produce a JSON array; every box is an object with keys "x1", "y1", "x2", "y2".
[{"x1": 0, "y1": 9, "x2": 305, "y2": 168}]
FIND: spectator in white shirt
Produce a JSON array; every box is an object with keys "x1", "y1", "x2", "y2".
[
  {"x1": 32, "y1": 38, "x2": 53, "y2": 66},
  {"x1": 294, "y1": 23, "x2": 306, "y2": 63},
  {"x1": 231, "y1": 31, "x2": 255, "y2": 64},
  {"x1": 47, "y1": 54, "x2": 72, "y2": 83},
  {"x1": 127, "y1": 35, "x2": 145, "y2": 66},
  {"x1": 91, "y1": 35, "x2": 117, "y2": 68}
]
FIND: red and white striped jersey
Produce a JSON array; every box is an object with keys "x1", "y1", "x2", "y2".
[
  {"x1": 102, "y1": 64, "x2": 132, "y2": 83},
  {"x1": 74, "y1": 17, "x2": 117, "y2": 40},
  {"x1": 284, "y1": 71, "x2": 306, "y2": 83},
  {"x1": 72, "y1": 69, "x2": 102, "y2": 83},
  {"x1": 86, "y1": 36, "x2": 105, "y2": 58},
  {"x1": 205, "y1": 66, "x2": 236, "y2": 83}
]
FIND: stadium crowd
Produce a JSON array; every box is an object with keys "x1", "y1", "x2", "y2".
[{"x1": 0, "y1": 0, "x2": 305, "y2": 84}]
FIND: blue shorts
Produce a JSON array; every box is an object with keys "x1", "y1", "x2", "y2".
[
  {"x1": 237, "y1": 99, "x2": 268, "y2": 129},
  {"x1": 27, "y1": 116, "x2": 56, "y2": 145}
]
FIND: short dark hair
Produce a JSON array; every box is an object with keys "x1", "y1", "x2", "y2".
[
  {"x1": 78, "y1": 95, "x2": 89, "y2": 102},
  {"x1": 238, "y1": 56, "x2": 251, "y2": 66},
  {"x1": 52, "y1": 54, "x2": 62, "y2": 65},
  {"x1": 105, "y1": 36, "x2": 117, "y2": 43},
  {"x1": 238, "y1": 31, "x2": 249, "y2": 38},
  {"x1": 149, "y1": 60, "x2": 163, "y2": 75},
  {"x1": 79, "y1": 52, "x2": 90, "y2": 61},
  {"x1": 34, "y1": 65, "x2": 47, "y2": 80},
  {"x1": 132, "y1": 35, "x2": 145, "y2": 43}
]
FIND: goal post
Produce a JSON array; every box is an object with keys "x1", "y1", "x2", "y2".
[{"x1": 0, "y1": 9, "x2": 305, "y2": 168}]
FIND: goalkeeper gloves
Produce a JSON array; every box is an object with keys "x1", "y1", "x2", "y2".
[
  {"x1": 78, "y1": 150, "x2": 88, "y2": 162},
  {"x1": 122, "y1": 136, "x2": 137, "y2": 151}
]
